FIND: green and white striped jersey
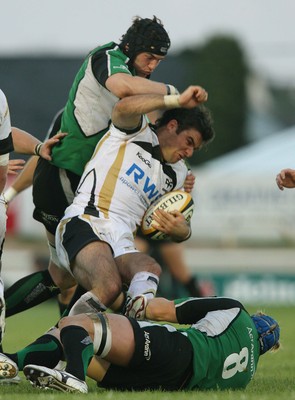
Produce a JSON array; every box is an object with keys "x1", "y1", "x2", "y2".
[
  {"x1": 174, "y1": 297, "x2": 260, "y2": 390},
  {"x1": 51, "y1": 42, "x2": 133, "y2": 176}
]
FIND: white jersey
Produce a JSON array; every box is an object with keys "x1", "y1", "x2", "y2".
[
  {"x1": 0, "y1": 89, "x2": 13, "y2": 159},
  {"x1": 0, "y1": 90, "x2": 13, "y2": 245},
  {"x1": 0, "y1": 89, "x2": 13, "y2": 238},
  {"x1": 62, "y1": 117, "x2": 188, "y2": 234},
  {"x1": 0, "y1": 89, "x2": 13, "y2": 341}
]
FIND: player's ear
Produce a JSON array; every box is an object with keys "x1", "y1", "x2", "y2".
[{"x1": 166, "y1": 119, "x2": 178, "y2": 132}]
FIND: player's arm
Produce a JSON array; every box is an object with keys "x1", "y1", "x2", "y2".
[
  {"x1": 7, "y1": 159, "x2": 26, "y2": 175},
  {"x1": 152, "y1": 209, "x2": 191, "y2": 242},
  {"x1": 106, "y1": 73, "x2": 177, "y2": 98},
  {"x1": 11, "y1": 127, "x2": 66, "y2": 160},
  {"x1": 276, "y1": 168, "x2": 295, "y2": 190},
  {"x1": 145, "y1": 296, "x2": 244, "y2": 324},
  {"x1": 97, "y1": 50, "x2": 177, "y2": 98},
  {"x1": 4, "y1": 156, "x2": 38, "y2": 203},
  {"x1": 112, "y1": 85, "x2": 208, "y2": 130},
  {"x1": 145, "y1": 297, "x2": 178, "y2": 322},
  {"x1": 0, "y1": 165, "x2": 8, "y2": 194},
  {"x1": 112, "y1": 93, "x2": 166, "y2": 129}
]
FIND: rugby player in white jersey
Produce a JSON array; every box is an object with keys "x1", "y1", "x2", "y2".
[{"x1": 54, "y1": 85, "x2": 214, "y2": 319}]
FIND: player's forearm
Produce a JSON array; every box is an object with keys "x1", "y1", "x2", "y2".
[
  {"x1": 0, "y1": 167, "x2": 7, "y2": 194},
  {"x1": 106, "y1": 73, "x2": 173, "y2": 98},
  {"x1": 145, "y1": 297, "x2": 177, "y2": 322},
  {"x1": 12, "y1": 127, "x2": 41, "y2": 155},
  {"x1": 112, "y1": 93, "x2": 176, "y2": 129},
  {"x1": 175, "y1": 297, "x2": 245, "y2": 324},
  {"x1": 4, "y1": 156, "x2": 38, "y2": 202},
  {"x1": 171, "y1": 224, "x2": 192, "y2": 243},
  {"x1": 14, "y1": 156, "x2": 37, "y2": 192}
]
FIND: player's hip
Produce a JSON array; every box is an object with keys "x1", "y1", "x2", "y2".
[
  {"x1": 55, "y1": 215, "x2": 138, "y2": 274},
  {"x1": 32, "y1": 159, "x2": 80, "y2": 234}
]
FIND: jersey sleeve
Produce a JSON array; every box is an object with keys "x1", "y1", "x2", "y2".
[
  {"x1": 174, "y1": 297, "x2": 245, "y2": 325},
  {"x1": 92, "y1": 46, "x2": 132, "y2": 88},
  {"x1": 0, "y1": 133, "x2": 13, "y2": 155}
]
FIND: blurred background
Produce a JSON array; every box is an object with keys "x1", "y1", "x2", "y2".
[{"x1": 1, "y1": 0, "x2": 295, "y2": 305}]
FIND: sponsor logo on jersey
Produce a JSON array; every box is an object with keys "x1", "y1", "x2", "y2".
[
  {"x1": 136, "y1": 151, "x2": 151, "y2": 168},
  {"x1": 126, "y1": 163, "x2": 161, "y2": 201},
  {"x1": 165, "y1": 178, "x2": 173, "y2": 190},
  {"x1": 247, "y1": 327, "x2": 256, "y2": 378},
  {"x1": 113, "y1": 65, "x2": 129, "y2": 71},
  {"x1": 40, "y1": 210, "x2": 59, "y2": 223},
  {"x1": 143, "y1": 330, "x2": 151, "y2": 361}
]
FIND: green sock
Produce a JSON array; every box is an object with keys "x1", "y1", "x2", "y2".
[
  {"x1": 61, "y1": 325, "x2": 94, "y2": 381},
  {"x1": 6, "y1": 334, "x2": 63, "y2": 371},
  {"x1": 5, "y1": 270, "x2": 60, "y2": 317}
]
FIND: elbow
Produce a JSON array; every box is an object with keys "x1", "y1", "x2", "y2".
[
  {"x1": 113, "y1": 84, "x2": 134, "y2": 99},
  {"x1": 106, "y1": 74, "x2": 135, "y2": 99}
]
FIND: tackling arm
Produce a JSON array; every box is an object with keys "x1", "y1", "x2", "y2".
[
  {"x1": 106, "y1": 73, "x2": 171, "y2": 98},
  {"x1": 12, "y1": 127, "x2": 41, "y2": 154},
  {"x1": 145, "y1": 296, "x2": 244, "y2": 324},
  {"x1": 112, "y1": 85, "x2": 208, "y2": 130},
  {"x1": 12, "y1": 127, "x2": 66, "y2": 161}
]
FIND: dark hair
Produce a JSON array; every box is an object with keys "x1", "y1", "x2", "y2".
[
  {"x1": 119, "y1": 16, "x2": 170, "y2": 62},
  {"x1": 155, "y1": 106, "x2": 215, "y2": 144}
]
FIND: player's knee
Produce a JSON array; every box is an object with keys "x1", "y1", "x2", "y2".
[
  {"x1": 59, "y1": 313, "x2": 112, "y2": 357},
  {"x1": 58, "y1": 315, "x2": 73, "y2": 330},
  {"x1": 105, "y1": 277, "x2": 122, "y2": 300},
  {"x1": 68, "y1": 291, "x2": 108, "y2": 316},
  {"x1": 146, "y1": 257, "x2": 162, "y2": 276},
  {"x1": 58, "y1": 314, "x2": 93, "y2": 334}
]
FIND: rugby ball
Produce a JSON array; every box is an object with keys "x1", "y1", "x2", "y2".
[{"x1": 141, "y1": 190, "x2": 194, "y2": 240}]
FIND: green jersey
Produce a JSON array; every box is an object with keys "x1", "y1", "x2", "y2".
[
  {"x1": 174, "y1": 298, "x2": 260, "y2": 390},
  {"x1": 51, "y1": 42, "x2": 134, "y2": 176}
]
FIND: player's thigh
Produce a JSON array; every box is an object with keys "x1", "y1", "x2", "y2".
[
  {"x1": 103, "y1": 313, "x2": 135, "y2": 365},
  {"x1": 100, "y1": 318, "x2": 193, "y2": 391},
  {"x1": 49, "y1": 258, "x2": 76, "y2": 290},
  {"x1": 73, "y1": 241, "x2": 121, "y2": 291}
]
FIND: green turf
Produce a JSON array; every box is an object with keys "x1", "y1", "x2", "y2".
[{"x1": 1, "y1": 302, "x2": 294, "y2": 399}]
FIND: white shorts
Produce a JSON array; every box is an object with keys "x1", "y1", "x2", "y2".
[{"x1": 56, "y1": 214, "x2": 138, "y2": 275}]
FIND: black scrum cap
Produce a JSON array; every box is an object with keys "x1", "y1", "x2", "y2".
[{"x1": 120, "y1": 16, "x2": 171, "y2": 61}]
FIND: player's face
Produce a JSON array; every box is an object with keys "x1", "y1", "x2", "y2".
[
  {"x1": 160, "y1": 127, "x2": 203, "y2": 164},
  {"x1": 133, "y1": 53, "x2": 165, "y2": 78}
]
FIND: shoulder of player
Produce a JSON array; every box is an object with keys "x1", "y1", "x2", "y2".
[
  {"x1": 110, "y1": 116, "x2": 148, "y2": 138},
  {"x1": 91, "y1": 42, "x2": 129, "y2": 63},
  {"x1": 167, "y1": 159, "x2": 188, "y2": 174},
  {"x1": 90, "y1": 42, "x2": 131, "y2": 78}
]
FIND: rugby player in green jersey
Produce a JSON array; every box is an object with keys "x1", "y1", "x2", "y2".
[
  {"x1": 1, "y1": 295, "x2": 280, "y2": 393},
  {"x1": 4, "y1": 16, "x2": 180, "y2": 318}
]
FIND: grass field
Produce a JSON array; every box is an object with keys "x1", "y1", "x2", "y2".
[{"x1": 1, "y1": 301, "x2": 294, "y2": 400}]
